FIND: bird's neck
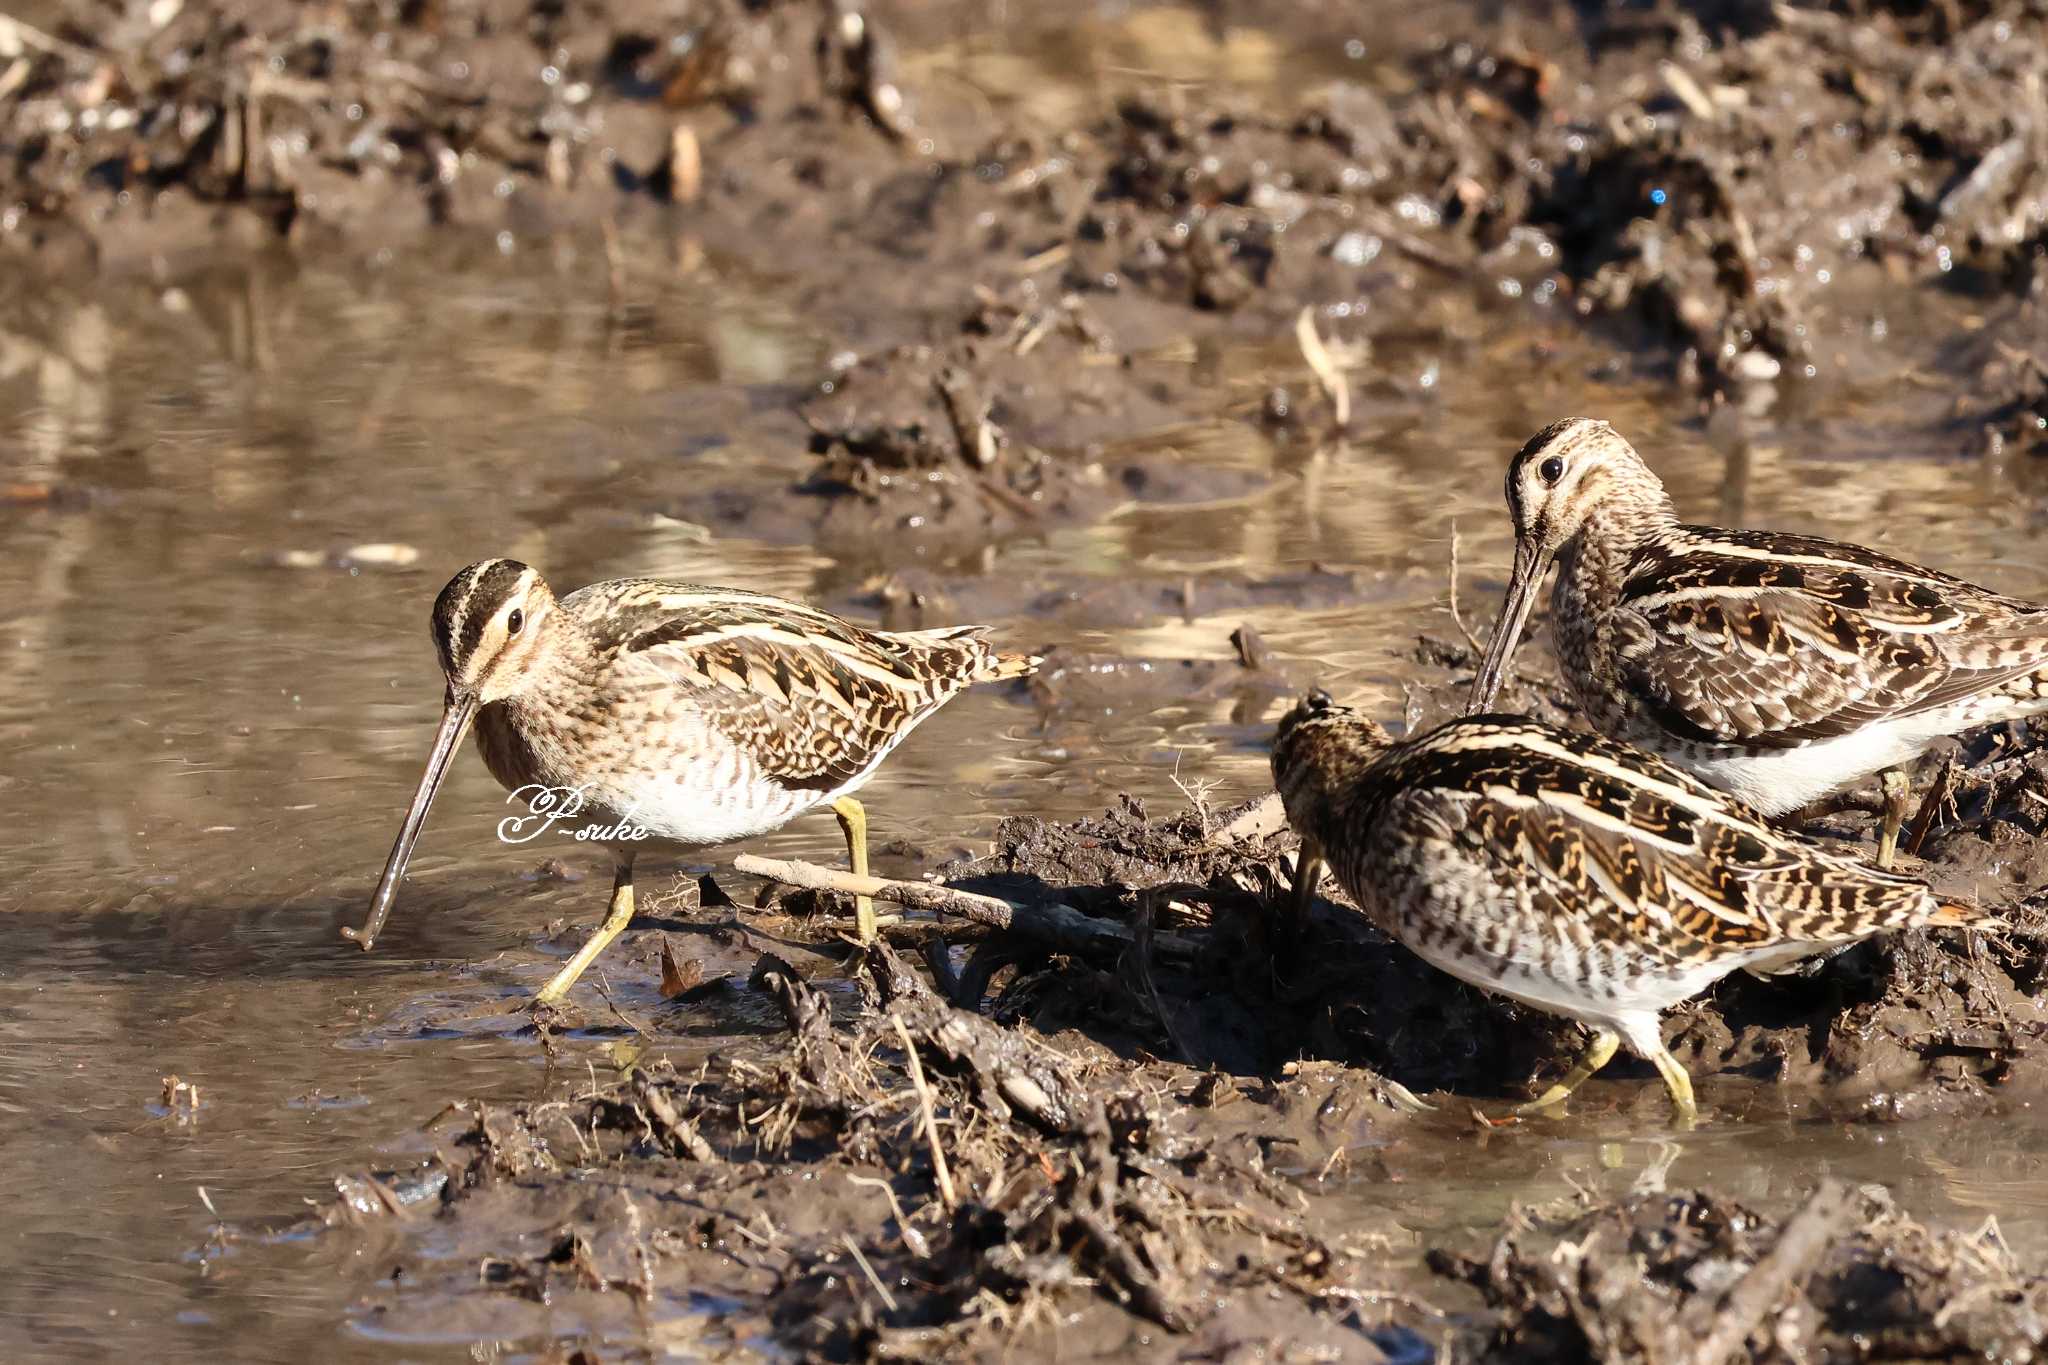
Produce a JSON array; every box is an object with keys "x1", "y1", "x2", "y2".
[
  {"x1": 511, "y1": 611, "x2": 607, "y2": 711},
  {"x1": 1558, "y1": 484, "x2": 1675, "y2": 614}
]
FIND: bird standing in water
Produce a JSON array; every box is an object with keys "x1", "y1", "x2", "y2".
[
  {"x1": 348, "y1": 559, "x2": 1038, "y2": 1005},
  {"x1": 1469, "y1": 418, "x2": 2048, "y2": 866},
  {"x1": 1272, "y1": 691, "x2": 1992, "y2": 1121}
]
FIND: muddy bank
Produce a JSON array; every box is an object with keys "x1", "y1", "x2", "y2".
[
  {"x1": 10, "y1": 0, "x2": 2048, "y2": 553},
  {"x1": 319, "y1": 650, "x2": 2048, "y2": 1353},
  {"x1": 1432, "y1": 1180, "x2": 2048, "y2": 1362},
  {"x1": 333, "y1": 939, "x2": 1431, "y2": 1359}
]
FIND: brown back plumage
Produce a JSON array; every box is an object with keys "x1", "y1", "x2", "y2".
[{"x1": 1272, "y1": 694, "x2": 1982, "y2": 969}]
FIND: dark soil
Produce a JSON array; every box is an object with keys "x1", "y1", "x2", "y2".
[
  {"x1": 331, "y1": 940, "x2": 1431, "y2": 1359},
  {"x1": 322, "y1": 628, "x2": 2048, "y2": 1355},
  {"x1": 11, "y1": 0, "x2": 2048, "y2": 557},
  {"x1": 1431, "y1": 1180, "x2": 2048, "y2": 1362}
]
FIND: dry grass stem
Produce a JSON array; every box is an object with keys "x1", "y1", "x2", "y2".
[
  {"x1": 893, "y1": 1015, "x2": 959, "y2": 1209},
  {"x1": 1294, "y1": 305, "x2": 1352, "y2": 430}
]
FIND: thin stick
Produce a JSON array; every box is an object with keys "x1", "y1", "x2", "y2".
[
  {"x1": 599, "y1": 215, "x2": 626, "y2": 309},
  {"x1": 1903, "y1": 756, "x2": 1955, "y2": 857},
  {"x1": 0, "y1": 15, "x2": 94, "y2": 62},
  {"x1": 1295, "y1": 305, "x2": 1351, "y2": 431},
  {"x1": 1447, "y1": 520, "x2": 1484, "y2": 654},
  {"x1": 1132, "y1": 891, "x2": 1191, "y2": 1064},
  {"x1": 841, "y1": 1232, "x2": 899, "y2": 1311},
  {"x1": 733, "y1": 854, "x2": 1198, "y2": 959},
  {"x1": 848, "y1": 1173, "x2": 929, "y2": 1257},
  {"x1": 588, "y1": 970, "x2": 654, "y2": 1040},
  {"x1": 892, "y1": 1016, "x2": 958, "y2": 1209},
  {"x1": 1681, "y1": 1179, "x2": 1856, "y2": 1365}
]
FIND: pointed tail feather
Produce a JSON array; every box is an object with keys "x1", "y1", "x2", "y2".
[
  {"x1": 893, "y1": 623, "x2": 1040, "y2": 684},
  {"x1": 1933, "y1": 899, "x2": 2006, "y2": 931},
  {"x1": 981, "y1": 650, "x2": 1041, "y2": 681}
]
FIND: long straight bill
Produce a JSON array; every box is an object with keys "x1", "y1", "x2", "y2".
[
  {"x1": 1466, "y1": 539, "x2": 1547, "y2": 716},
  {"x1": 343, "y1": 693, "x2": 479, "y2": 950}
]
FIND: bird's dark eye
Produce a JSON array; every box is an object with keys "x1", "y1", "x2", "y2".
[
  {"x1": 1539, "y1": 456, "x2": 1565, "y2": 485},
  {"x1": 506, "y1": 609, "x2": 524, "y2": 636}
]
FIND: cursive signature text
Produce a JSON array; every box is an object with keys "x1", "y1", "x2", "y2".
[{"x1": 498, "y1": 784, "x2": 655, "y2": 844}]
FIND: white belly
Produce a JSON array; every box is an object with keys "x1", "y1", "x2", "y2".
[
  {"x1": 1681, "y1": 715, "x2": 1956, "y2": 816},
  {"x1": 602, "y1": 772, "x2": 830, "y2": 846}
]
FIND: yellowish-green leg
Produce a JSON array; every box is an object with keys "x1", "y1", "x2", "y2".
[
  {"x1": 1649, "y1": 1045, "x2": 1699, "y2": 1127},
  {"x1": 1517, "y1": 1026, "x2": 1621, "y2": 1114},
  {"x1": 831, "y1": 796, "x2": 876, "y2": 944},
  {"x1": 534, "y1": 850, "x2": 637, "y2": 1006},
  {"x1": 1876, "y1": 768, "x2": 1911, "y2": 869},
  {"x1": 1290, "y1": 839, "x2": 1324, "y2": 948}
]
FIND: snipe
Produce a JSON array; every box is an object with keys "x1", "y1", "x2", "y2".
[
  {"x1": 1272, "y1": 691, "x2": 1993, "y2": 1122},
  {"x1": 348, "y1": 559, "x2": 1038, "y2": 1005},
  {"x1": 1469, "y1": 418, "x2": 2048, "y2": 865}
]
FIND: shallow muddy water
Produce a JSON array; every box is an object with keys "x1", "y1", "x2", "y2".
[{"x1": 5, "y1": 2, "x2": 2048, "y2": 1358}]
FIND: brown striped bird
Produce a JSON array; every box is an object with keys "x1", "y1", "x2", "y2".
[
  {"x1": 1273, "y1": 692, "x2": 1993, "y2": 1121},
  {"x1": 1469, "y1": 418, "x2": 2048, "y2": 865},
  {"x1": 349, "y1": 559, "x2": 1037, "y2": 1004}
]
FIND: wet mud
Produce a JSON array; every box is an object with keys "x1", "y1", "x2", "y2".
[
  {"x1": 12, "y1": 0, "x2": 2048, "y2": 546},
  {"x1": 11, "y1": 0, "x2": 2048, "y2": 1359},
  {"x1": 334, "y1": 941, "x2": 1425, "y2": 1358},
  {"x1": 324, "y1": 632, "x2": 2048, "y2": 1355},
  {"x1": 1432, "y1": 1180, "x2": 2048, "y2": 1362}
]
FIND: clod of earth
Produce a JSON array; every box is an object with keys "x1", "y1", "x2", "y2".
[
  {"x1": 331, "y1": 942, "x2": 1407, "y2": 1357},
  {"x1": 1430, "y1": 1181, "x2": 2048, "y2": 1363}
]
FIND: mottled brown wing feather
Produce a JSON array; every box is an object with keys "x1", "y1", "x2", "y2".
[
  {"x1": 651, "y1": 632, "x2": 927, "y2": 791},
  {"x1": 601, "y1": 594, "x2": 1005, "y2": 793},
  {"x1": 1368, "y1": 721, "x2": 1941, "y2": 965},
  {"x1": 1617, "y1": 550, "x2": 2048, "y2": 747}
]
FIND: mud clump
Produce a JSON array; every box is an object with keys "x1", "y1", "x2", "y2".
[
  {"x1": 327, "y1": 771, "x2": 2048, "y2": 1354},
  {"x1": 797, "y1": 286, "x2": 1169, "y2": 544},
  {"x1": 1430, "y1": 1180, "x2": 2048, "y2": 1362},
  {"x1": 336, "y1": 942, "x2": 1419, "y2": 1359}
]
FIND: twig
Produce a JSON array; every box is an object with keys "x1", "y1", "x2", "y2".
[
  {"x1": 1131, "y1": 891, "x2": 1192, "y2": 1064},
  {"x1": 599, "y1": 215, "x2": 626, "y2": 310},
  {"x1": 1903, "y1": 756, "x2": 1956, "y2": 857},
  {"x1": 0, "y1": 15, "x2": 94, "y2": 62},
  {"x1": 935, "y1": 366, "x2": 1001, "y2": 468},
  {"x1": 842, "y1": 1232, "x2": 900, "y2": 1311},
  {"x1": 1014, "y1": 242, "x2": 1070, "y2": 273},
  {"x1": 1354, "y1": 206, "x2": 1468, "y2": 273},
  {"x1": 1169, "y1": 749, "x2": 1221, "y2": 838},
  {"x1": 1659, "y1": 60, "x2": 1719, "y2": 120},
  {"x1": 848, "y1": 1173, "x2": 930, "y2": 1257},
  {"x1": 892, "y1": 1016, "x2": 958, "y2": 1209},
  {"x1": 733, "y1": 853, "x2": 1199, "y2": 959},
  {"x1": 1680, "y1": 1179, "x2": 1857, "y2": 1365},
  {"x1": 667, "y1": 123, "x2": 701, "y2": 204},
  {"x1": 1295, "y1": 306, "x2": 1351, "y2": 431},
  {"x1": 633, "y1": 1073, "x2": 717, "y2": 1162},
  {"x1": 1446, "y1": 521, "x2": 1484, "y2": 654},
  {"x1": 589, "y1": 970, "x2": 654, "y2": 1040}
]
